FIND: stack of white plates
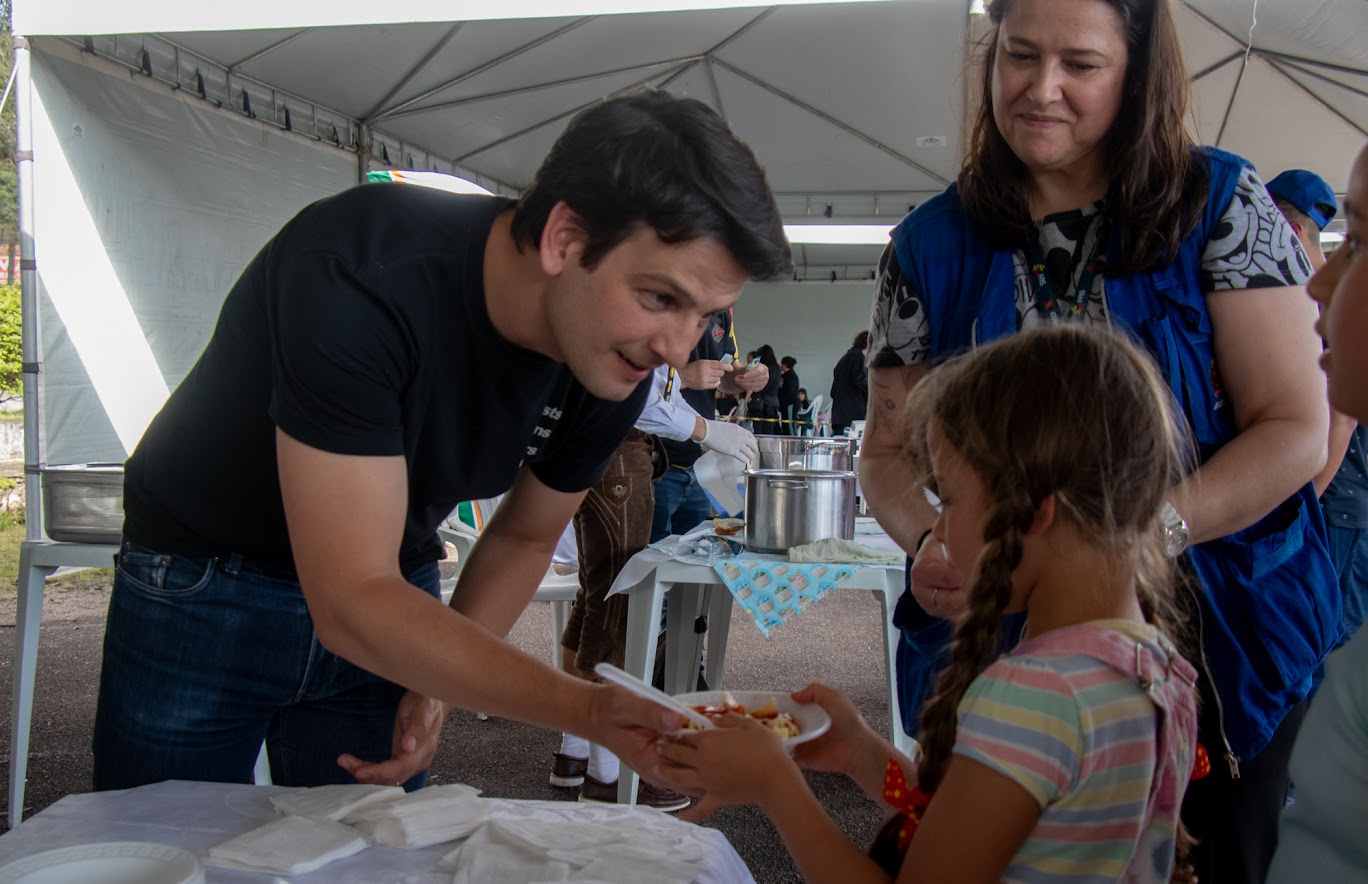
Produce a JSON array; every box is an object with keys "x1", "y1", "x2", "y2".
[{"x1": 0, "y1": 842, "x2": 205, "y2": 883}]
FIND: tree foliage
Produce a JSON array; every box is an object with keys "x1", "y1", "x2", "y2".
[{"x1": 0, "y1": 284, "x2": 20, "y2": 401}]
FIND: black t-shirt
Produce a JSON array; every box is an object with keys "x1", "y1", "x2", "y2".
[
  {"x1": 778, "y1": 370, "x2": 800, "y2": 411},
  {"x1": 661, "y1": 309, "x2": 737, "y2": 468},
  {"x1": 124, "y1": 184, "x2": 649, "y2": 575},
  {"x1": 830, "y1": 346, "x2": 868, "y2": 426}
]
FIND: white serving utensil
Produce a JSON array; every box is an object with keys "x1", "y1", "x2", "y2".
[{"x1": 593, "y1": 663, "x2": 716, "y2": 731}]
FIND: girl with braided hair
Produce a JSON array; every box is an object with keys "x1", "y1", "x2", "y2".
[{"x1": 658, "y1": 325, "x2": 1199, "y2": 884}]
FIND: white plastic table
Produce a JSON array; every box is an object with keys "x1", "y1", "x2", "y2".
[
  {"x1": 612, "y1": 543, "x2": 912, "y2": 805},
  {"x1": 8, "y1": 540, "x2": 120, "y2": 826},
  {"x1": 0, "y1": 780, "x2": 754, "y2": 882}
]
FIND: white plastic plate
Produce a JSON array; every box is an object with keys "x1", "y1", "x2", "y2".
[
  {"x1": 0, "y1": 842, "x2": 206, "y2": 884},
  {"x1": 673, "y1": 690, "x2": 832, "y2": 750}
]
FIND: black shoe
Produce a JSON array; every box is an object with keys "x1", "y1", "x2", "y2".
[
  {"x1": 578, "y1": 774, "x2": 691, "y2": 812},
  {"x1": 549, "y1": 752, "x2": 588, "y2": 788}
]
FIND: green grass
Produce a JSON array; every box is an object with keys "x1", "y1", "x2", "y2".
[{"x1": 0, "y1": 512, "x2": 113, "y2": 601}]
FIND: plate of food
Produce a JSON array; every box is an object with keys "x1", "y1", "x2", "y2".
[{"x1": 673, "y1": 690, "x2": 831, "y2": 750}]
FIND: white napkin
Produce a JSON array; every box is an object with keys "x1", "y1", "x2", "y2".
[
  {"x1": 207, "y1": 814, "x2": 368, "y2": 875},
  {"x1": 452, "y1": 842, "x2": 572, "y2": 884},
  {"x1": 269, "y1": 782, "x2": 403, "y2": 821},
  {"x1": 787, "y1": 537, "x2": 905, "y2": 565},
  {"x1": 441, "y1": 811, "x2": 706, "y2": 883},
  {"x1": 693, "y1": 451, "x2": 746, "y2": 516},
  {"x1": 571, "y1": 852, "x2": 702, "y2": 882},
  {"x1": 344, "y1": 782, "x2": 488, "y2": 849}
]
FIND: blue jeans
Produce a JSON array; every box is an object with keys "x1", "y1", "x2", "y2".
[
  {"x1": 92, "y1": 543, "x2": 439, "y2": 791},
  {"x1": 650, "y1": 466, "x2": 712, "y2": 543}
]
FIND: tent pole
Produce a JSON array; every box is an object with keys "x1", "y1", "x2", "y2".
[{"x1": 13, "y1": 35, "x2": 43, "y2": 543}]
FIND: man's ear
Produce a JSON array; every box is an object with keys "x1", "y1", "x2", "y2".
[
  {"x1": 539, "y1": 201, "x2": 587, "y2": 276},
  {"x1": 1027, "y1": 494, "x2": 1057, "y2": 537}
]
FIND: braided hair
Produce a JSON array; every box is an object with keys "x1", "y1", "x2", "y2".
[{"x1": 896, "y1": 325, "x2": 1194, "y2": 879}]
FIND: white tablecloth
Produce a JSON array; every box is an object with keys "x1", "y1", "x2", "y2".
[{"x1": 0, "y1": 781, "x2": 754, "y2": 883}]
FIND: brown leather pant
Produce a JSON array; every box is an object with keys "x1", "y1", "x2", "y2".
[{"x1": 562, "y1": 429, "x2": 656, "y2": 677}]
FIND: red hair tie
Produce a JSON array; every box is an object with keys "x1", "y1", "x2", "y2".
[{"x1": 883, "y1": 758, "x2": 933, "y2": 849}]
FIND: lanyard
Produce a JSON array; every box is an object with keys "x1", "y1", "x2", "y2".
[{"x1": 1025, "y1": 212, "x2": 1108, "y2": 321}]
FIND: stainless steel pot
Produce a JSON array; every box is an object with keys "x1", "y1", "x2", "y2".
[
  {"x1": 42, "y1": 464, "x2": 124, "y2": 544},
  {"x1": 751, "y1": 436, "x2": 854, "y2": 472},
  {"x1": 744, "y1": 469, "x2": 856, "y2": 553}
]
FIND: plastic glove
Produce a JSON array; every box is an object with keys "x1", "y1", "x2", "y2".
[{"x1": 700, "y1": 420, "x2": 758, "y2": 465}]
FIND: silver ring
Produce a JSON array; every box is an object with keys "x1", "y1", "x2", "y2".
[{"x1": 931, "y1": 588, "x2": 939, "y2": 610}]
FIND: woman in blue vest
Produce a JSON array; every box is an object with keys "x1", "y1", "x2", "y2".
[{"x1": 857, "y1": 0, "x2": 1340, "y2": 881}]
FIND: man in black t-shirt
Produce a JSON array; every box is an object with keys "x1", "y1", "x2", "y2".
[{"x1": 93, "y1": 92, "x2": 792, "y2": 794}]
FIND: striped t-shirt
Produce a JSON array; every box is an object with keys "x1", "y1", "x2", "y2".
[{"x1": 954, "y1": 620, "x2": 1198, "y2": 884}]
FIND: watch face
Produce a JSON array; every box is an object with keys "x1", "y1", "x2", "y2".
[{"x1": 1164, "y1": 523, "x2": 1189, "y2": 558}]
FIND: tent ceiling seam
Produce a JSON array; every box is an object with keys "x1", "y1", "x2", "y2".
[
  {"x1": 224, "y1": 28, "x2": 313, "y2": 73},
  {"x1": 708, "y1": 6, "x2": 778, "y2": 56},
  {"x1": 370, "y1": 16, "x2": 596, "y2": 124},
  {"x1": 704, "y1": 57, "x2": 727, "y2": 121},
  {"x1": 656, "y1": 59, "x2": 699, "y2": 90},
  {"x1": 1275, "y1": 56, "x2": 1368, "y2": 101},
  {"x1": 384, "y1": 54, "x2": 703, "y2": 121},
  {"x1": 361, "y1": 23, "x2": 464, "y2": 122},
  {"x1": 1192, "y1": 50, "x2": 1244, "y2": 82},
  {"x1": 708, "y1": 56, "x2": 951, "y2": 185},
  {"x1": 1263, "y1": 56, "x2": 1368, "y2": 139},
  {"x1": 1214, "y1": 55, "x2": 1247, "y2": 146},
  {"x1": 1256, "y1": 48, "x2": 1368, "y2": 80},
  {"x1": 451, "y1": 60, "x2": 694, "y2": 167}
]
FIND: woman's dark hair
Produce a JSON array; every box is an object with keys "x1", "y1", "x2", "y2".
[
  {"x1": 756, "y1": 344, "x2": 779, "y2": 369},
  {"x1": 959, "y1": 0, "x2": 1208, "y2": 274},
  {"x1": 510, "y1": 90, "x2": 792, "y2": 280},
  {"x1": 797, "y1": 387, "x2": 808, "y2": 400},
  {"x1": 781, "y1": 355, "x2": 797, "y2": 369},
  {"x1": 853, "y1": 330, "x2": 870, "y2": 349}
]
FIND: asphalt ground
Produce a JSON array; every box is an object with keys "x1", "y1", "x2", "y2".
[{"x1": 0, "y1": 578, "x2": 897, "y2": 882}]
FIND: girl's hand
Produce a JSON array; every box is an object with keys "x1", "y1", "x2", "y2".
[
  {"x1": 656, "y1": 712, "x2": 799, "y2": 822},
  {"x1": 789, "y1": 683, "x2": 881, "y2": 776}
]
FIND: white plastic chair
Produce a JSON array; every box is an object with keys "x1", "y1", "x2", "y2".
[
  {"x1": 807, "y1": 393, "x2": 828, "y2": 436},
  {"x1": 437, "y1": 498, "x2": 578, "y2": 668}
]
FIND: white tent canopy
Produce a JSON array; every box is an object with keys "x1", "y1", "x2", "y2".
[{"x1": 12, "y1": 0, "x2": 1368, "y2": 479}]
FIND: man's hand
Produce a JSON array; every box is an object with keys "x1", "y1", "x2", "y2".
[
  {"x1": 337, "y1": 691, "x2": 448, "y2": 787},
  {"x1": 730, "y1": 364, "x2": 769, "y2": 393},
  {"x1": 701, "y1": 420, "x2": 758, "y2": 464},
  {"x1": 586, "y1": 685, "x2": 682, "y2": 786},
  {"x1": 679, "y1": 359, "x2": 735, "y2": 391},
  {"x1": 910, "y1": 534, "x2": 967, "y2": 619}
]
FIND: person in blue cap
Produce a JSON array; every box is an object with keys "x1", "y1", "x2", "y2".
[{"x1": 1268, "y1": 169, "x2": 1367, "y2": 652}]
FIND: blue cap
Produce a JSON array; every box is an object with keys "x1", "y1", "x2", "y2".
[{"x1": 1266, "y1": 169, "x2": 1338, "y2": 231}]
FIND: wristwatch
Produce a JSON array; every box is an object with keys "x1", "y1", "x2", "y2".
[{"x1": 1160, "y1": 501, "x2": 1189, "y2": 559}]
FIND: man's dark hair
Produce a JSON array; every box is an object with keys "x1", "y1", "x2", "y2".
[
  {"x1": 853, "y1": 330, "x2": 870, "y2": 350},
  {"x1": 510, "y1": 90, "x2": 792, "y2": 280},
  {"x1": 781, "y1": 355, "x2": 797, "y2": 369}
]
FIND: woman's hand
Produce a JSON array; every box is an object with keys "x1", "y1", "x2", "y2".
[
  {"x1": 789, "y1": 683, "x2": 881, "y2": 776},
  {"x1": 910, "y1": 535, "x2": 967, "y2": 620},
  {"x1": 656, "y1": 713, "x2": 800, "y2": 821}
]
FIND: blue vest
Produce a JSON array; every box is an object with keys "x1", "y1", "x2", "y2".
[{"x1": 890, "y1": 147, "x2": 1341, "y2": 760}]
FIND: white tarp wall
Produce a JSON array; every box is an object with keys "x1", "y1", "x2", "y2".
[{"x1": 32, "y1": 44, "x2": 355, "y2": 465}]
